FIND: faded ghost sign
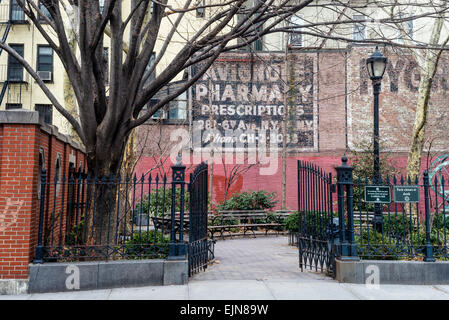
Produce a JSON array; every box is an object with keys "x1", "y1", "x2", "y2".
[{"x1": 191, "y1": 53, "x2": 317, "y2": 151}]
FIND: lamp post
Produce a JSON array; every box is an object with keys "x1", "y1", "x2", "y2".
[{"x1": 366, "y1": 46, "x2": 387, "y2": 232}]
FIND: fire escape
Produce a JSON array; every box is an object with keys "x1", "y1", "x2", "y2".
[{"x1": 0, "y1": 1, "x2": 29, "y2": 107}]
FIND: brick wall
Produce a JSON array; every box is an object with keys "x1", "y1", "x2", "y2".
[{"x1": 0, "y1": 110, "x2": 85, "y2": 280}]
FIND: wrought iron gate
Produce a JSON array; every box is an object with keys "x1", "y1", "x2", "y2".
[
  {"x1": 297, "y1": 160, "x2": 337, "y2": 276},
  {"x1": 188, "y1": 162, "x2": 213, "y2": 276}
]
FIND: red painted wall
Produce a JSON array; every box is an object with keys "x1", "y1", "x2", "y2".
[{"x1": 134, "y1": 154, "x2": 432, "y2": 211}]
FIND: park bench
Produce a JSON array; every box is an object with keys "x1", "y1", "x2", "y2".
[
  {"x1": 207, "y1": 210, "x2": 294, "y2": 240},
  {"x1": 353, "y1": 211, "x2": 419, "y2": 227},
  {"x1": 151, "y1": 213, "x2": 190, "y2": 234}
]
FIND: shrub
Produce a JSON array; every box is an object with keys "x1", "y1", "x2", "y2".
[
  {"x1": 355, "y1": 229, "x2": 400, "y2": 260},
  {"x1": 135, "y1": 186, "x2": 190, "y2": 217},
  {"x1": 218, "y1": 190, "x2": 278, "y2": 211},
  {"x1": 66, "y1": 217, "x2": 85, "y2": 246},
  {"x1": 382, "y1": 214, "x2": 413, "y2": 240},
  {"x1": 124, "y1": 230, "x2": 170, "y2": 259},
  {"x1": 284, "y1": 212, "x2": 299, "y2": 232}
]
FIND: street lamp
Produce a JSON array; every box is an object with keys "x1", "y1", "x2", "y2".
[{"x1": 366, "y1": 46, "x2": 387, "y2": 232}]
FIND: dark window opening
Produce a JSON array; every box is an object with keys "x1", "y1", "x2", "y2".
[
  {"x1": 10, "y1": 0, "x2": 25, "y2": 22},
  {"x1": 353, "y1": 15, "x2": 366, "y2": 41},
  {"x1": 289, "y1": 15, "x2": 302, "y2": 47},
  {"x1": 197, "y1": 0, "x2": 205, "y2": 17},
  {"x1": 35, "y1": 104, "x2": 53, "y2": 124},
  {"x1": 37, "y1": 45, "x2": 53, "y2": 81},
  {"x1": 8, "y1": 44, "x2": 24, "y2": 82},
  {"x1": 38, "y1": 1, "x2": 52, "y2": 22},
  {"x1": 6, "y1": 103, "x2": 22, "y2": 109}
]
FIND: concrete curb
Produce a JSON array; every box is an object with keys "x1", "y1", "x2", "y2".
[
  {"x1": 336, "y1": 259, "x2": 449, "y2": 285},
  {"x1": 28, "y1": 259, "x2": 188, "y2": 294}
]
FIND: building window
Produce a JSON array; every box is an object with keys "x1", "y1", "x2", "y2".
[
  {"x1": 6, "y1": 103, "x2": 22, "y2": 109},
  {"x1": 8, "y1": 44, "x2": 24, "y2": 82},
  {"x1": 196, "y1": 0, "x2": 205, "y2": 17},
  {"x1": 168, "y1": 91, "x2": 187, "y2": 120},
  {"x1": 99, "y1": 0, "x2": 105, "y2": 13},
  {"x1": 37, "y1": 46, "x2": 53, "y2": 81},
  {"x1": 35, "y1": 104, "x2": 52, "y2": 124},
  {"x1": 352, "y1": 15, "x2": 366, "y2": 41},
  {"x1": 149, "y1": 92, "x2": 187, "y2": 121},
  {"x1": 289, "y1": 14, "x2": 303, "y2": 47},
  {"x1": 237, "y1": 0, "x2": 263, "y2": 52},
  {"x1": 38, "y1": 1, "x2": 52, "y2": 22},
  {"x1": 397, "y1": 13, "x2": 414, "y2": 43},
  {"x1": 253, "y1": 30, "x2": 263, "y2": 51},
  {"x1": 10, "y1": 0, "x2": 25, "y2": 22}
]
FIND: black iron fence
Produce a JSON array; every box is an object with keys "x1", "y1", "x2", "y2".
[
  {"x1": 297, "y1": 160, "x2": 337, "y2": 274},
  {"x1": 354, "y1": 172, "x2": 447, "y2": 261},
  {"x1": 299, "y1": 156, "x2": 449, "y2": 272},
  {"x1": 34, "y1": 161, "x2": 213, "y2": 272}
]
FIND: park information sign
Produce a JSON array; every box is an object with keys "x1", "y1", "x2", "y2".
[
  {"x1": 364, "y1": 186, "x2": 391, "y2": 204},
  {"x1": 393, "y1": 186, "x2": 420, "y2": 203}
]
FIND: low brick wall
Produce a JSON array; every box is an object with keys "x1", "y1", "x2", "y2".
[{"x1": 0, "y1": 109, "x2": 86, "y2": 281}]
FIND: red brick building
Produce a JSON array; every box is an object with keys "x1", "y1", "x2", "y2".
[{"x1": 136, "y1": 45, "x2": 449, "y2": 209}]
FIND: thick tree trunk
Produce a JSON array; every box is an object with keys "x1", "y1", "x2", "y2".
[
  {"x1": 84, "y1": 136, "x2": 129, "y2": 247},
  {"x1": 405, "y1": 16, "x2": 444, "y2": 180}
]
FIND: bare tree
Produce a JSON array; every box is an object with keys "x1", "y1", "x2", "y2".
[
  {"x1": 5, "y1": 0, "x2": 449, "y2": 241},
  {"x1": 5, "y1": 0, "x2": 318, "y2": 177}
]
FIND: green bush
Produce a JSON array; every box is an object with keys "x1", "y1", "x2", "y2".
[
  {"x1": 284, "y1": 212, "x2": 299, "y2": 232},
  {"x1": 218, "y1": 190, "x2": 278, "y2": 211},
  {"x1": 432, "y1": 213, "x2": 449, "y2": 231},
  {"x1": 382, "y1": 214, "x2": 413, "y2": 240},
  {"x1": 355, "y1": 229, "x2": 401, "y2": 260},
  {"x1": 208, "y1": 215, "x2": 239, "y2": 226},
  {"x1": 135, "y1": 186, "x2": 189, "y2": 217},
  {"x1": 66, "y1": 217, "x2": 85, "y2": 246},
  {"x1": 299, "y1": 211, "x2": 336, "y2": 236},
  {"x1": 124, "y1": 230, "x2": 170, "y2": 259}
]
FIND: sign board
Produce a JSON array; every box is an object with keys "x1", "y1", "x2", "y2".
[
  {"x1": 393, "y1": 186, "x2": 420, "y2": 203},
  {"x1": 191, "y1": 53, "x2": 318, "y2": 151},
  {"x1": 364, "y1": 186, "x2": 391, "y2": 204}
]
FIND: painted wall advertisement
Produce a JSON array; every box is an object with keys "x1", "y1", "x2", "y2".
[{"x1": 191, "y1": 53, "x2": 317, "y2": 152}]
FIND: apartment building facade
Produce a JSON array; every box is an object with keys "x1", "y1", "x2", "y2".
[{"x1": 1, "y1": 1, "x2": 448, "y2": 208}]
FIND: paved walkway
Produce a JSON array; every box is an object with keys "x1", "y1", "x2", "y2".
[
  {"x1": 3, "y1": 236, "x2": 449, "y2": 300},
  {"x1": 192, "y1": 236, "x2": 330, "y2": 281}
]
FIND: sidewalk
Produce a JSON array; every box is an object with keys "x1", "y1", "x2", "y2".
[
  {"x1": 3, "y1": 280, "x2": 449, "y2": 300},
  {"x1": 2, "y1": 237, "x2": 449, "y2": 300}
]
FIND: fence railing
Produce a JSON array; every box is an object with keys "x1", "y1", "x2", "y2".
[
  {"x1": 353, "y1": 172, "x2": 447, "y2": 261},
  {"x1": 318, "y1": 157, "x2": 449, "y2": 262},
  {"x1": 34, "y1": 166, "x2": 191, "y2": 263}
]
